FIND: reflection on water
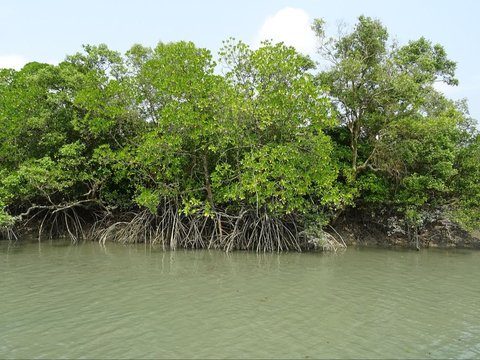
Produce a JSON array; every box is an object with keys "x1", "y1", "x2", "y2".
[{"x1": 1, "y1": 240, "x2": 479, "y2": 359}]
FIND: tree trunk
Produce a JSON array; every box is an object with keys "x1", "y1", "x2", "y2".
[
  {"x1": 350, "y1": 116, "x2": 360, "y2": 178},
  {"x1": 203, "y1": 153, "x2": 223, "y2": 242},
  {"x1": 202, "y1": 153, "x2": 214, "y2": 209}
]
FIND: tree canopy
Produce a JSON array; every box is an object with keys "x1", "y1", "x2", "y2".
[{"x1": 1, "y1": 16, "x2": 478, "y2": 249}]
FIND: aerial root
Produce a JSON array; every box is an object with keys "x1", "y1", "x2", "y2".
[{"x1": 14, "y1": 201, "x2": 345, "y2": 252}]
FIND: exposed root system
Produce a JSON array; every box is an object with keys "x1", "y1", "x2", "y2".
[
  {"x1": 10, "y1": 199, "x2": 345, "y2": 252},
  {"x1": 90, "y1": 202, "x2": 343, "y2": 252}
]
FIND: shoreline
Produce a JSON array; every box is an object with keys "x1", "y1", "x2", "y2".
[
  {"x1": 333, "y1": 220, "x2": 480, "y2": 250},
  {"x1": 5, "y1": 218, "x2": 479, "y2": 251}
]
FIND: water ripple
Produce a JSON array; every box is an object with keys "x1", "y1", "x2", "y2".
[{"x1": 1, "y1": 242, "x2": 479, "y2": 359}]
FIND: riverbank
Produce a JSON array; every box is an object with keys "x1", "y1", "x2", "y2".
[
  {"x1": 5, "y1": 212, "x2": 479, "y2": 251},
  {"x1": 333, "y1": 216, "x2": 480, "y2": 249}
]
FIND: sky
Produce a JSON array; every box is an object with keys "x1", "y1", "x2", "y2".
[{"x1": 1, "y1": 0, "x2": 479, "y2": 122}]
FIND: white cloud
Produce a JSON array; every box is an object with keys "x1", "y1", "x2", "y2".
[
  {"x1": 254, "y1": 7, "x2": 317, "y2": 56},
  {"x1": 0, "y1": 54, "x2": 28, "y2": 70}
]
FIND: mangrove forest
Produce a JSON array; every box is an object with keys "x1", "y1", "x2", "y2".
[{"x1": 1, "y1": 16, "x2": 479, "y2": 250}]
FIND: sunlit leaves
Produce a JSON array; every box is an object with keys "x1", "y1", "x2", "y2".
[{"x1": 0, "y1": 34, "x2": 477, "y2": 235}]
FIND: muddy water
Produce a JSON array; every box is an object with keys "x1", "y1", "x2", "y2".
[{"x1": 1, "y1": 240, "x2": 479, "y2": 359}]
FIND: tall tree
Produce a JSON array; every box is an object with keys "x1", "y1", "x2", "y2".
[
  {"x1": 217, "y1": 39, "x2": 340, "y2": 216},
  {"x1": 313, "y1": 16, "x2": 458, "y2": 179}
]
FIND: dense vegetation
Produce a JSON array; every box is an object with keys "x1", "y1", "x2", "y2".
[{"x1": 1, "y1": 17, "x2": 478, "y2": 250}]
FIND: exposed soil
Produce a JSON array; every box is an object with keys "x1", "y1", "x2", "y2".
[{"x1": 332, "y1": 215, "x2": 480, "y2": 249}]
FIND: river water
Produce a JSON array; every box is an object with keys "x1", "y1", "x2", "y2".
[{"x1": 1, "y1": 240, "x2": 479, "y2": 359}]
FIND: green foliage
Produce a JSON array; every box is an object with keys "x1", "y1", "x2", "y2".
[
  {"x1": 371, "y1": 107, "x2": 465, "y2": 220},
  {"x1": 135, "y1": 188, "x2": 160, "y2": 215},
  {"x1": 312, "y1": 15, "x2": 479, "y2": 232},
  {"x1": 0, "y1": 25, "x2": 477, "y2": 244},
  {"x1": 395, "y1": 37, "x2": 458, "y2": 86},
  {"x1": 356, "y1": 172, "x2": 390, "y2": 204},
  {"x1": 313, "y1": 15, "x2": 459, "y2": 176},
  {"x1": 214, "y1": 40, "x2": 340, "y2": 215},
  {"x1": 451, "y1": 135, "x2": 480, "y2": 230},
  {"x1": 0, "y1": 196, "x2": 16, "y2": 228}
]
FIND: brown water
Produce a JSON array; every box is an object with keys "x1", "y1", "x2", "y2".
[{"x1": 1, "y1": 240, "x2": 479, "y2": 359}]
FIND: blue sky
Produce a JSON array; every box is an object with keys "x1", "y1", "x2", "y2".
[{"x1": 1, "y1": 0, "x2": 479, "y2": 121}]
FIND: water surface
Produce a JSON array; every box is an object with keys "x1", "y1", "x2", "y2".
[{"x1": 1, "y1": 240, "x2": 479, "y2": 359}]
